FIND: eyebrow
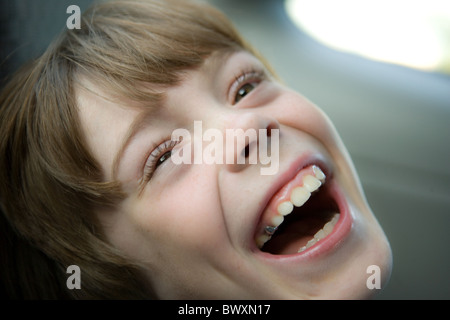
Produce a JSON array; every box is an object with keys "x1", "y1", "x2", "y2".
[{"x1": 111, "y1": 108, "x2": 156, "y2": 180}]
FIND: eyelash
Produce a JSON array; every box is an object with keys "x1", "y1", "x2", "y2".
[
  {"x1": 230, "y1": 68, "x2": 266, "y2": 105},
  {"x1": 143, "y1": 139, "x2": 180, "y2": 181}
]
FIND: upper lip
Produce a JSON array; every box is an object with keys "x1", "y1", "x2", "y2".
[{"x1": 249, "y1": 152, "x2": 333, "y2": 249}]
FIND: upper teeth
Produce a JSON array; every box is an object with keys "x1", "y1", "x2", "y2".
[
  {"x1": 257, "y1": 165, "x2": 329, "y2": 249},
  {"x1": 264, "y1": 225, "x2": 278, "y2": 235},
  {"x1": 277, "y1": 165, "x2": 324, "y2": 216}
]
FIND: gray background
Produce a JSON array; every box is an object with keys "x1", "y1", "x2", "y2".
[{"x1": 1, "y1": 0, "x2": 449, "y2": 299}]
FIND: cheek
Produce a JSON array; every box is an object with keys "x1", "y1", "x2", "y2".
[
  {"x1": 279, "y1": 91, "x2": 365, "y2": 190},
  {"x1": 278, "y1": 91, "x2": 340, "y2": 148},
  {"x1": 129, "y1": 170, "x2": 227, "y2": 255}
]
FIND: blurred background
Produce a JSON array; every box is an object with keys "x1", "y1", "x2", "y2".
[{"x1": 1, "y1": 0, "x2": 449, "y2": 299}]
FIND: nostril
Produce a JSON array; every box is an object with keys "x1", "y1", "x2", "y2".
[
  {"x1": 266, "y1": 123, "x2": 279, "y2": 137},
  {"x1": 241, "y1": 139, "x2": 259, "y2": 160},
  {"x1": 239, "y1": 123, "x2": 278, "y2": 160},
  {"x1": 242, "y1": 144, "x2": 250, "y2": 158}
]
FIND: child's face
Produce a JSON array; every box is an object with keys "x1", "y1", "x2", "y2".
[{"x1": 77, "y1": 51, "x2": 392, "y2": 299}]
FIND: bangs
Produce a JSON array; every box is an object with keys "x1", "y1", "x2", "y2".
[{"x1": 60, "y1": 0, "x2": 252, "y2": 102}]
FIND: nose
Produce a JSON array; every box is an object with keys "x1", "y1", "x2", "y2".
[{"x1": 223, "y1": 112, "x2": 279, "y2": 173}]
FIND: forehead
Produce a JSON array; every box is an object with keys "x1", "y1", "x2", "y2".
[{"x1": 75, "y1": 79, "x2": 146, "y2": 178}]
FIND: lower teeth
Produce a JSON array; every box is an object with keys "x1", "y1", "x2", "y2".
[{"x1": 298, "y1": 213, "x2": 340, "y2": 252}]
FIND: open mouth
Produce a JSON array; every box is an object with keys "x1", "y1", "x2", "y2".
[{"x1": 255, "y1": 165, "x2": 341, "y2": 255}]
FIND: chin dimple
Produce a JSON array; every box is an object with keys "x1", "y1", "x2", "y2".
[{"x1": 255, "y1": 165, "x2": 327, "y2": 249}]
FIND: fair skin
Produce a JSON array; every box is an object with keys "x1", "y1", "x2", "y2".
[{"x1": 76, "y1": 50, "x2": 392, "y2": 299}]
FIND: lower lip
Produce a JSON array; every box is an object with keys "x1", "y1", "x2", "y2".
[{"x1": 254, "y1": 179, "x2": 353, "y2": 263}]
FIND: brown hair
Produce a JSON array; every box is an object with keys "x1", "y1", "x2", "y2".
[{"x1": 0, "y1": 0, "x2": 258, "y2": 299}]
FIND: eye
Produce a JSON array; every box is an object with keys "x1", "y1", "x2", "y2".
[
  {"x1": 235, "y1": 82, "x2": 258, "y2": 103},
  {"x1": 143, "y1": 139, "x2": 180, "y2": 181},
  {"x1": 230, "y1": 69, "x2": 266, "y2": 105},
  {"x1": 155, "y1": 150, "x2": 172, "y2": 169}
]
